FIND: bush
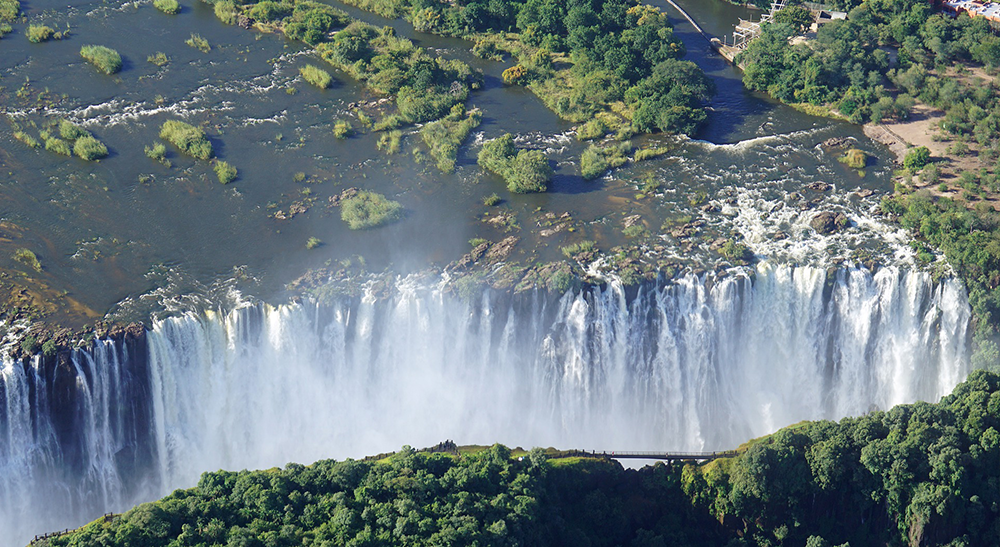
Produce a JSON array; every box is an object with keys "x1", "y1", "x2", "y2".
[
  {"x1": 13, "y1": 248, "x2": 41, "y2": 272},
  {"x1": 153, "y1": 0, "x2": 180, "y2": 15},
  {"x1": 306, "y1": 237, "x2": 322, "y2": 249},
  {"x1": 45, "y1": 138, "x2": 72, "y2": 156},
  {"x1": 340, "y1": 190, "x2": 403, "y2": 230},
  {"x1": 483, "y1": 193, "x2": 501, "y2": 206},
  {"x1": 186, "y1": 33, "x2": 210, "y2": 53},
  {"x1": 59, "y1": 120, "x2": 88, "y2": 141},
  {"x1": 80, "y1": 45, "x2": 123, "y2": 75},
  {"x1": 576, "y1": 119, "x2": 607, "y2": 141},
  {"x1": 214, "y1": 160, "x2": 237, "y2": 184},
  {"x1": 839, "y1": 148, "x2": 867, "y2": 169},
  {"x1": 478, "y1": 134, "x2": 551, "y2": 193},
  {"x1": 502, "y1": 65, "x2": 529, "y2": 86},
  {"x1": 581, "y1": 146, "x2": 608, "y2": 180},
  {"x1": 0, "y1": 0, "x2": 19, "y2": 22},
  {"x1": 634, "y1": 147, "x2": 670, "y2": 162},
  {"x1": 333, "y1": 120, "x2": 353, "y2": 139},
  {"x1": 300, "y1": 65, "x2": 333, "y2": 89},
  {"x1": 160, "y1": 120, "x2": 213, "y2": 160},
  {"x1": 145, "y1": 142, "x2": 167, "y2": 161},
  {"x1": 377, "y1": 130, "x2": 402, "y2": 154},
  {"x1": 904, "y1": 146, "x2": 931, "y2": 170},
  {"x1": 74, "y1": 135, "x2": 108, "y2": 160},
  {"x1": 147, "y1": 52, "x2": 169, "y2": 66},
  {"x1": 213, "y1": 0, "x2": 238, "y2": 24},
  {"x1": 25, "y1": 25, "x2": 54, "y2": 43}
]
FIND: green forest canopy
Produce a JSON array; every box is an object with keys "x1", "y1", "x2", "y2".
[{"x1": 45, "y1": 370, "x2": 1000, "y2": 547}]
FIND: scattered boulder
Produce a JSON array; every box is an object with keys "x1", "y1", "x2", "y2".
[
  {"x1": 807, "y1": 182, "x2": 831, "y2": 192},
  {"x1": 810, "y1": 211, "x2": 849, "y2": 234},
  {"x1": 823, "y1": 136, "x2": 851, "y2": 148}
]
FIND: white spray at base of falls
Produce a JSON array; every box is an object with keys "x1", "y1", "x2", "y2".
[
  {"x1": 0, "y1": 263, "x2": 973, "y2": 547},
  {"x1": 145, "y1": 263, "x2": 970, "y2": 492}
]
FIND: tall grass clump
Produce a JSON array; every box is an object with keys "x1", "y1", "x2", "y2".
[
  {"x1": 153, "y1": 0, "x2": 181, "y2": 14},
  {"x1": 214, "y1": 160, "x2": 237, "y2": 184},
  {"x1": 159, "y1": 120, "x2": 213, "y2": 160},
  {"x1": 478, "y1": 133, "x2": 551, "y2": 193},
  {"x1": 340, "y1": 190, "x2": 403, "y2": 230},
  {"x1": 13, "y1": 131, "x2": 40, "y2": 148},
  {"x1": 26, "y1": 25, "x2": 54, "y2": 43},
  {"x1": 73, "y1": 135, "x2": 108, "y2": 160},
  {"x1": 147, "y1": 52, "x2": 169, "y2": 66},
  {"x1": 185, "y1": 33, "x2": 210, "y2": 53},
  {"x1": 300, "y1": 65, "x2": 333, "y2": 89},
  {"x1": 45, "y1": 137, "x2": 72, "y2": 156},
  {"x1": 420, "y1": 105, "x2": 482, "y2": 173},
  {"x1": 59, "y1": 120, "x2": 88, "y2": 140},
  {"x1": 80, "y1": 45, "x2": 122, "y2": 75},
  {"x1": 581, "y1": 142, "x2": 631, "y2": 180}
]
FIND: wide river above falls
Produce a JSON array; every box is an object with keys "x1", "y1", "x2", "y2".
[{"x1": 0, "y1": 0, "x2": 904, "y2": 326}]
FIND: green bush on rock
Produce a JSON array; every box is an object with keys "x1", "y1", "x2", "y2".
[
  {"x1": 478, "y1": 133, "x2": 551, "y2": 193},
  {"x1": 73, "y1": 135, "x2": 108, "y2": 161},
  {"x1": 153, "y1": 0, "x2": 180, "y2": 15}
]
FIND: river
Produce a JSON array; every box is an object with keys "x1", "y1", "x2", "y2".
[{"x1": 0, "y1": 1, "x2": 972, "y2": 545}]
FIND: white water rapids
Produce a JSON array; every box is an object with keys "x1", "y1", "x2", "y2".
[{"x1": 0, "y1": 264, "x2": 972, "y2": 545}]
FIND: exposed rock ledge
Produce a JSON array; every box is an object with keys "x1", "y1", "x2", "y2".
[{"x1": 863, "y1": 123, "x2": 909, "y2": 163}]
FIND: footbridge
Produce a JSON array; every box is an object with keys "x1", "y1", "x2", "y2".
[{"x1": 567, "y1": 450, "x2": 739, "y2": 462}]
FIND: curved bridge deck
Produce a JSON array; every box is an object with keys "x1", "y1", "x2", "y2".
[{"x1": 568, "y1": 450, "x2": 739, "y2": 461}]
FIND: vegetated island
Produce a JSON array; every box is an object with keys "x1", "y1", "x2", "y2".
[
  {"x1": 204, "y1": 0, "x2": 714, "y2": 181},
  {"x1": 735, "y1": 0, "x2": 1000, "y2": 368},
  {"x1": 37, "y1": 370, "x2": 1000, "y2": 546}
]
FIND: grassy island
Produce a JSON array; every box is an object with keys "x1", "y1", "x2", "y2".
[{"x1": 335, "y1": 0, "x2": 715, "y2": 136}]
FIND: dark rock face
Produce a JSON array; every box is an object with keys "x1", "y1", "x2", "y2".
[{"x1": 810, "y1": 211, "x2": 849, "y2": 234}]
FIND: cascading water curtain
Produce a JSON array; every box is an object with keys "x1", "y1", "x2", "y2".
[{"x1": 0, "y1": 264, "x2": 972, "y2": 547}]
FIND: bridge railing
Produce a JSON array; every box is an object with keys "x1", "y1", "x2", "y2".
[{"x1": 566, "y1": 450, "x2": 739, "y2": 461}]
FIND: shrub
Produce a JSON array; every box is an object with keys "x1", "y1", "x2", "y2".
[
  {"x1": 340, "y1": 190, "x2": 403, "y2": 230},
  {"x1": 581, "y1": 146, "x2": 608, "y2": 180},
  {"x1": 185, "y1": 33, "x2": 210, "y2": 53},
  {"x1": 0, "y1": 0, "x2": 19, "y2": 22},
  {"x1": 502, "y1": 65, "x2": 529, "y2": 86},
  {"x1": 721, "y1": 240, "x2": 751, "y2": 261},
  {"x1": 576, "y1": 119, "x2": 607, "y2": 141},
  {"x1": 153, "y1": 0, "x2": 180, "y2": 15},
  {"x1": 377, "y1": 130, "x2": 402, "y2": 154},
  {"x1": 74, "y1": 135, "x2": 108, "y2": 160},
  {"x1": 13, "y1": 248, "x2": 41, "y2": 272},
  {"x1": 80, "y1": 45, "x2": 123, "y2": 75},
  {"x1": 26, "y1": 25, "x2": 54, "y2": 43},
  {"x1": 0, "y1": 23, "x2": 11, "y2": 37},
  {"x1": 160, "y1": 120, "x2": 213, "y2": 160},
  {"x1": 333, "y1": 119, "x2": 353, "y2": 139},
  {"x1": 45, "y1": 138, "x2": 72, "y2": 156},
  {"x1": 306, "y1": 237, "x2": 322, "y2": 249},
  {"x1": 147, "y1": 52, "x2": 169, "y2": 66},
  {"x1": 213, "y1": 0, "x2": 238, "y2": 24},
  {"x1": 839, "y1": 148, "x2": 867, "y2": 169},
  {"x1": 214, "y1": 160, "x2": 237, "y2": 184},
  {"x1": 59, "y1": 120, "x2": 88, "y2": 141},
  {"x1": 483, "y1": 193, "x2": 501, "y2": 206},
  {"x1": 904, "y1": 146, "x2": 931, "y2": 170},
  {"x1": 478, "y1": 134, "x2": 551, "y2": 193},
  {"x1": 300, "y1": 65, "x2": 333, "y2": 88},
  {"x1": 145, "y1": 142, "x2": 167, "y2": 161}
]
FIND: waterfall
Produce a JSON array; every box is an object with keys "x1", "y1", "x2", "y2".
[{"x1": 0, "y1": 264, "x2": 972, "y2": 547}]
